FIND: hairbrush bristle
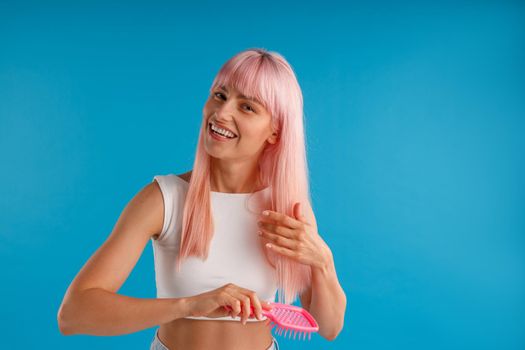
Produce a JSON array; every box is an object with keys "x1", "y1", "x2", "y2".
[{"x1": 257, "y1": 302, "x2": 318, "y2": 341}]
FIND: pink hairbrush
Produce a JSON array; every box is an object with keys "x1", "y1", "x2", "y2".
[{"x1": 225, "y1": 301, "x2": 319, "y2": 340}]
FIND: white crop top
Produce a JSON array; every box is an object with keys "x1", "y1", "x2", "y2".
[{"x1": 151, "y1": 174, "x2": 278, "y2": 322}]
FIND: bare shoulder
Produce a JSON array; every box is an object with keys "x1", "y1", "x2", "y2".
[
  {"x1": 137, "y1": 180, "x2": 165, "y2": 240},
  {"x1": 62, "y1": 181, "x2": 164, "y2": 295}
]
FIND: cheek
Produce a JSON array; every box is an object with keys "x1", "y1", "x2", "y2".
[
  {"x1": 203, "y1": 104, "x2": 212, "y2": 116},
  {"x1": 203, "y1": 100, "x2": 216, "y2": 116},
  {"x1": 242, "y1": 121, "x2": 268, "y2": 136},
  {"x1": 239, "y1": 128, "x2": 267, "y2": 144}
]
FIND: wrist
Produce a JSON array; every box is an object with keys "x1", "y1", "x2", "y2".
[
  {"x1": 172, "y1": 297, "x2": 192, "y2": 319},
  {"x1": 313, "y1": 249, "x2": 334, "y2": 275}
]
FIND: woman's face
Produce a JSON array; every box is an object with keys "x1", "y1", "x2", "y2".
[{"x1": 203, "y1": 84, "x2": 277, "y2": 161}]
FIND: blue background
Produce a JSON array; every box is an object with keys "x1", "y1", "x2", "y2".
[{"x1": 1, "y1": 0, "x2": 524, "y2": 349}]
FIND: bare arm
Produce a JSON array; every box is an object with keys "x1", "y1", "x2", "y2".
[
  {"x1": 57, "y1": 180, "x2": 187, "y2": 335},
  {"x1": 308, "y1": 252, "x2": 347, "y2": 341},
  {"x1": 58, "y1": 288, "x2": 189, "y2": 336},
  {"x1": 299, "y1": 202, "x2": 347, "y2": 341}
]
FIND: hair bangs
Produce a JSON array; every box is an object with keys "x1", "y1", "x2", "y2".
[{"x1": 211, "y1": 53, "x2": 280, "y2": 119}]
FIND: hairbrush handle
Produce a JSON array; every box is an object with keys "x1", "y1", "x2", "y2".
[{"x1": 224, "y1": 301, "x2": 319, "y2": 339}]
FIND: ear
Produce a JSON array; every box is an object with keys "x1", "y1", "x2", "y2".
[{"x1": 267, "y1": 132, "x2": 278, "y2": 144}]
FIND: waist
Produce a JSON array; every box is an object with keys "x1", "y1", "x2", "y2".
[{"x1": 158, "y1": 317, "x2": 273, "y2": 350}]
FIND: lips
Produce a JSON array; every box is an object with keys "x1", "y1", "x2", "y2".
[
  {"x1": 209, "y1": 121, "x2": 238, "y2": 138},
  {"x1": 208, "y1": 123, "x2": 237, "y2": 142}
]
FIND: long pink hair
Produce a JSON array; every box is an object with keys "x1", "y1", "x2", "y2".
[{"x1": 176, "y1": 48, "x2": 312, "y2": 305}]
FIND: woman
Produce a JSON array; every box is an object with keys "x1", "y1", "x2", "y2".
[{"x1": 57, "y1": 48, "x2": 347, "y2": 349}]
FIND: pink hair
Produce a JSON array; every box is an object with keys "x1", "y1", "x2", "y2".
[{"x1": 176, "y1": 48, "x2": 312, "y2": 305}]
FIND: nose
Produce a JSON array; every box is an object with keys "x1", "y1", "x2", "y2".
[{"x1": 214, "y1": 99, "x2": 237, "y2": 122}]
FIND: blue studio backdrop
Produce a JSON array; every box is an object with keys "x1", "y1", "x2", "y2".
[{"x1": 1, "y1": 1, "x2": 524, "y2": 349}]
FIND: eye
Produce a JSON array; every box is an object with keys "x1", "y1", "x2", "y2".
[
  {"x1": 213, "y1": 92, "x2": 257, "y2": 113},
  {"x1": 213, "y1": 92, "x2": 225, "y2": 100},
  {"x1": 243, "y1": 104, "x2": 256, "y2": 113}
]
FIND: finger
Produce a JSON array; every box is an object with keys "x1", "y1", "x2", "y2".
[
  {"x1": 258, "y1": 221, "x2": 296, "y2": 239},
  {"x1": 222, "y1": 284, "x2": 243, "y2": 318},
  {"x1": 222, "y1": 296, "x2": 241, "y2": 318},
  {"x1": 259, "y1": 228, "x2": 297, "y2": 249},
  {"x1": 249, "y1": 292, "x2": 264, "y2": 321},
  {"x1": 265, "y1": 242, "x2": 296, "y2": 258},
  {"x1": 231, "y1": 292, "x2": 251, "y2": 325},
  {"x1": 245, "y1": 290, "x2": 262, "y2": 320},
  {"x1": 242, "y1": 295, "x2": 251, "y2": 324},
  {"x1": 227, "y1": 297, "x2": 242, "y2": 319},
  {"x1": 294, "y1": 202, "x2": 308, "y2": 221},
  {"x1": 260, "y1": 210, "x2": 303, "y2": 229},
  {"x1": 237, "y1": 288, "x2": 263, "y2": 321},
  {"x1": 261, "y1": 301, "x2": 274, "y2": 311}
]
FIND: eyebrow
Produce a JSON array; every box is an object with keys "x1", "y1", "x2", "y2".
[{"x1": 218, "y1": 85, "x2": 262, "y2": 106}]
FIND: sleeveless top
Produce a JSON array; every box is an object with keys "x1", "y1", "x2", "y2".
[{"x1": 151, "y1": 174, "x2": 278, "y2": 322}]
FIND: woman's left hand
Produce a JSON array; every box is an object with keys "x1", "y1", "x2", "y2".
[{"x1": 257, "y1": 202, "x2": 332, "y2": 270}]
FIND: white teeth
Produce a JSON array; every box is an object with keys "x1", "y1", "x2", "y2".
[{"x1": 211, "y1": 123, "x2": 236, "y2": 138}]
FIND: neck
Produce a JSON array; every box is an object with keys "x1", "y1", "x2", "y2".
[{"x1": 209, "y1": 157, "x2": 262, "y2": 193}]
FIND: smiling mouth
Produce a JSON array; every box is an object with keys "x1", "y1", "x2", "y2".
[
  {"x1": 208, "y1": 122, "x2": 238, "y2": 140},
  {"x1": 208, "y1": 122, "x2": 238, "y2": 139}
]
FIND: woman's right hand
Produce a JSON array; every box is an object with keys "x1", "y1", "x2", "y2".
[{"x1": 185, "y1": 283, "x2": 273, "y2": 324}]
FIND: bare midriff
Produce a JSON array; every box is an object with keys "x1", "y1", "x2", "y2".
[{"x1": 157, "y1": 318, "x2": 274, "y2": 350}]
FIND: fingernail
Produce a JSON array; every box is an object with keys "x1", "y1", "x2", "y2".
[
  {"x1": 262, "y1": 210, "x2": 269, "y2": 216},
  {"x1": 257, "y1": 230, "x2": 262, "y2": 236}
]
